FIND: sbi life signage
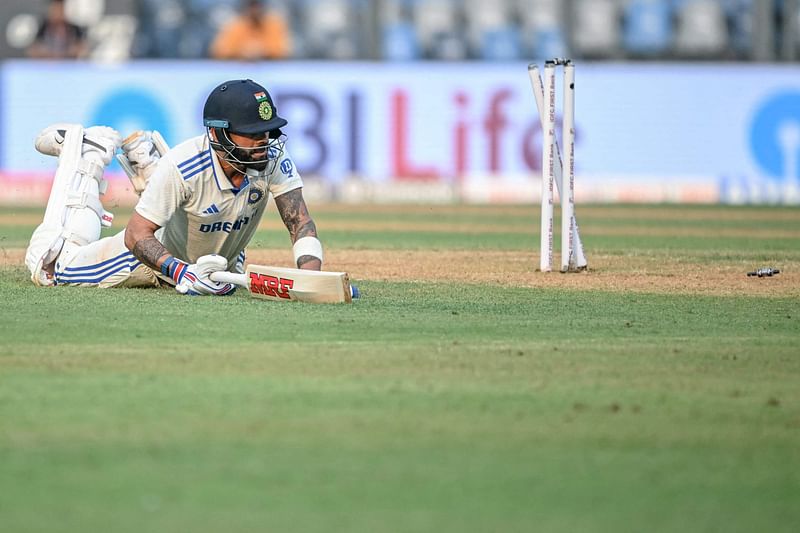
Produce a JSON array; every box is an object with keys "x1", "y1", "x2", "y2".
[{"x1": 2, "y1": 61, "x2": 799, "y2": 203}]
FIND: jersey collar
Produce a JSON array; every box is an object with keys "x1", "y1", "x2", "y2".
[{"x1": 209, "y1": 147, "x2": 247, "y2": 193}]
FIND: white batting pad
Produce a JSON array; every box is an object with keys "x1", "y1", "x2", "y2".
[{"x1": 26, "y1": 124, "x2": 121, "y2": 285}]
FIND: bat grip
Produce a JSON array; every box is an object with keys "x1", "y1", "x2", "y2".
[{"x1": 209, "y1": 271, "x2": 248, "y2": 287}]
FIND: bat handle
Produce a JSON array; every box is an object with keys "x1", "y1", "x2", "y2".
[{"x1": 209, "y1": 271, "x2": 248, "y2": 287}]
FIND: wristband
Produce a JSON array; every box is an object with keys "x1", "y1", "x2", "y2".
[
  {"x1": 160, "y1": 256, "x2": 174, "y2": 276},
  {"x1": 160, "y1": 255, "x2": 188, "y2": 282},
  {"x1": 292, "y1": 236, "x2": 323, "y2": 264}
]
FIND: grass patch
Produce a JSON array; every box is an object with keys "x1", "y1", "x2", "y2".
[{"x1": 1, "y1": 205, "x2": 799, "y2": 532}]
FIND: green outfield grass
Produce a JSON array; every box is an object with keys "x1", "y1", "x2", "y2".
[{"x1": 0, "y1": 204, "x2": 799, "y2": 533}]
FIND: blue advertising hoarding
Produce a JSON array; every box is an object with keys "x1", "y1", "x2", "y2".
[{"x1": 2, "y1": 60, "x2": 799, "y2": 203}]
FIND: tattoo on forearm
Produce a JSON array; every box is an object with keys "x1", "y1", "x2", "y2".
[
  {"x1": 132, "y1": 237, "x2": 170, "y2": 270},
  {"x1": 296, "y1": 255, "x2": 319, "y2": 268},
  {"x1": 295, "y1": 220, "x2": 317, "y2": 241},
  {"x1": 276, "y1": 189, "x2": 317, "y2": 242}
]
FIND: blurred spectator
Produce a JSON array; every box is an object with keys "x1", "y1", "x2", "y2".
[
  {"x1": 26, "y1": 0, "x2": 89, "y2": 59},
  {"x1": 120, "y1": 0, "x2": 800, "y2": 61},
  {"x1": 209, "y1": 0, "x2": 291, "y2": 60}
]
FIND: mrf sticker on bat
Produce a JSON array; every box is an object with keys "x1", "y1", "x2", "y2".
[{"x1": 249, "y1": 272, "x2": 294, "y2": 299}]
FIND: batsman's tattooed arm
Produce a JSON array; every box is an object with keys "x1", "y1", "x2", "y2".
[
  {"x1": 132, "y1": 237, "x2": 171, "y2": 270},
  {"x1": 296, "y1": 254, "x2": 318, "y2": 269},
  {"x1": 124, "y1": 211, "x2": 171, "y2": 270},
  {"x1": 275, "y1": 189, "x2": 319, "y2": 268}
]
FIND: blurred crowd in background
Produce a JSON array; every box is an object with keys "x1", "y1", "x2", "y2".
[{"x1": 3, "y1": 0, "x2": 800, "y2": 62}]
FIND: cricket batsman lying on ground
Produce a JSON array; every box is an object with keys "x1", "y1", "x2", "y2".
[{"x1": 25, "y1": 79, "x2": 323, "y2": 296}]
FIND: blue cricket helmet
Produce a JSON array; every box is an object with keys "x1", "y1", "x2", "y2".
[{"x1": 203, "y1": 79, "x2": 287, "y2": 135}]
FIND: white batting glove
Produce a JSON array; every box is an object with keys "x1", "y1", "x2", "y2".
[
  {"x1": 122, "y1": 130, "x2": 159, "y2": 168},
  {"x1": 119, "y1": 130, "x2": 169, "y2": 194},
  {"x1": 161, "y1": 254, "x2": 235, "y2": 296}
]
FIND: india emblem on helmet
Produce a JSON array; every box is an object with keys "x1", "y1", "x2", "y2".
[{"x1": 258, "y1": 101, "x2": 273, "y2": 121}]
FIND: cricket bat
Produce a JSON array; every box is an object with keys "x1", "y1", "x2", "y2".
[{"x1": 210, "y1": 264, "x2": 359, "y2": 304}]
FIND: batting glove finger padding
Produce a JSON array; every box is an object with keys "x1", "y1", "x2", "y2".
[
  {"x1": 162, "y1": 254, "x2": 235, "y2": 296},
  {"x1": 121, "y1": 131, "x2": 159, "y2": 167},
  {"x1": 118, "y1": 130, "x2": 169, "y2": 195}
]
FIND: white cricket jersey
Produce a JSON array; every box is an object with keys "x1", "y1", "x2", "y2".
[{"x1": 135, "y1": 134, "x2": 302, "y2": 268}]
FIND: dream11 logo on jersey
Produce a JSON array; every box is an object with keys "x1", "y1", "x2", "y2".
[
  {"x1": 272, "y1": 87, "x2": 578, "y2": 182},
  {"x1": 199, "y1": 216, "x2": 250, "y2": 234}
]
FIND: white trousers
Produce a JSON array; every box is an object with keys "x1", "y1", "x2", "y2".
[{"x1": 53, "y1": 230, "x2": 161, "y2": 288}]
